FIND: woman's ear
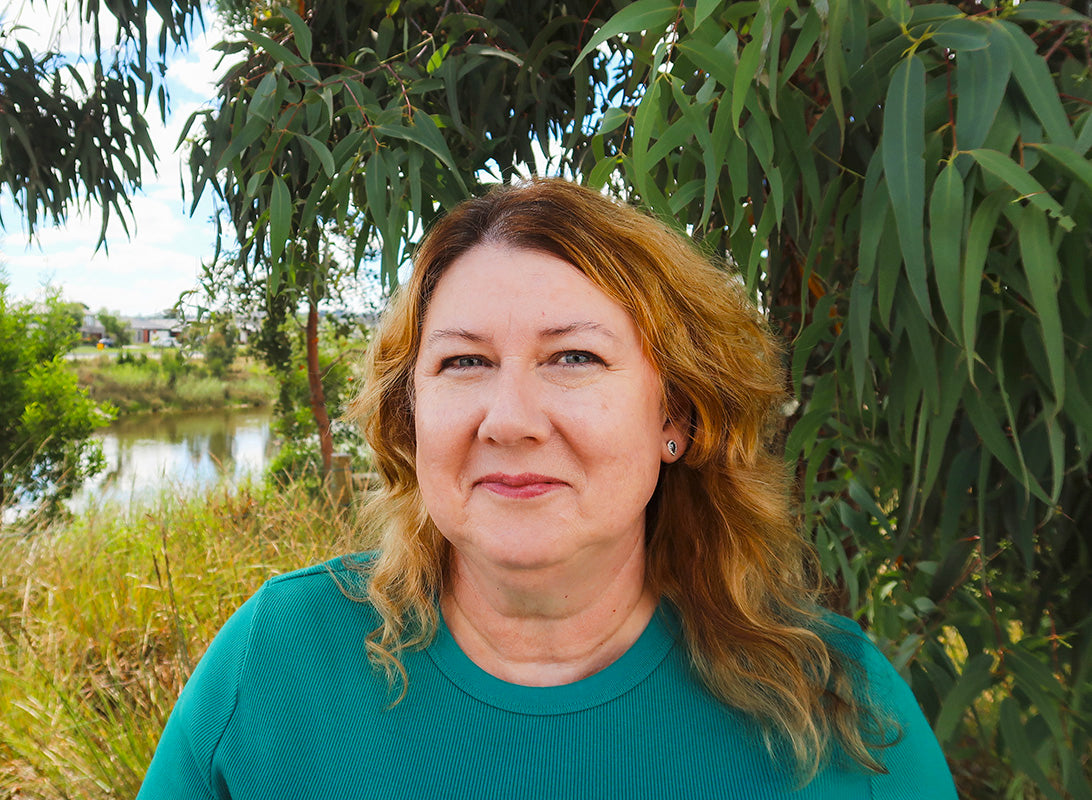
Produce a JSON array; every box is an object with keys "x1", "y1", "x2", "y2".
[
  {"x1": 661, "y1": 388, "x2": 692, "y2": 463},
  {"x1": 661, "y1": 415, "x2": 688, "y2": 463}
]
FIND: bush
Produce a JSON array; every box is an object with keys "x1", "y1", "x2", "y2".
[{"x1": 1, "y1": 285, "x2": 113, "y2": 516}]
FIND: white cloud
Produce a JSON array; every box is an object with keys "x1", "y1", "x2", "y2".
[
  {"x1": 4, "y1": 243, "x2": 204, "y2": 316},
  {"x1": 2, "y1": 188, "x2": 216, "y2": 315}
]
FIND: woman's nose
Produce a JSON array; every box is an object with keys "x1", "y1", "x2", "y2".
[{"x1": 477, "y1": 364, "x2": 550, "y2": 446}]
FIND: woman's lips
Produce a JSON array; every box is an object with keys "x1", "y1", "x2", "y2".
[{"x1": 475, "y1": 473, "x2": 566, "y2": 499}]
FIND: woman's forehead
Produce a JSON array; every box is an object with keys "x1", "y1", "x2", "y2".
[{"x1": 418, "y1": 244, "x2": 643, "y2": 344}]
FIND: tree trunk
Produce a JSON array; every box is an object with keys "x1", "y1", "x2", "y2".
[{"x1": 306, "y1": 300, "x2": 333, "y2": 475}]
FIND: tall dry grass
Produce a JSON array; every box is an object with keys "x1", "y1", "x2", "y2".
[{"x1": 0, "y1": 481, "x2": 360, "y2": 799}]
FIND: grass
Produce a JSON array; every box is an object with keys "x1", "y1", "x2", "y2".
[
  {"x1": 0, "y1": 480, "x2": 360, "y2": 798},
  {"x1": 75, "y1": 355, "x2": 276, "y2": 415},
  {"x1": 173, "y1": 375, "x2": 227, "y2": 408}
]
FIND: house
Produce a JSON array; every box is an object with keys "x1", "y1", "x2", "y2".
[
  {"x1": 129, "y1": 317, "x2": 182, "y2": 344},
  {"x1": 79, "y1": 313, "x2": 106, "y2": 343}
]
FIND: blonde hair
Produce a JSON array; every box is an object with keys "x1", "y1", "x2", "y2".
[{"x1": 347, "y1": 178, "x2": 888, "y2": 780}]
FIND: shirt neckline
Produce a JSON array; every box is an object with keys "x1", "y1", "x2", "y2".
[{"x1": 425, "y1": 603, "x2": 678, "y2": 716}]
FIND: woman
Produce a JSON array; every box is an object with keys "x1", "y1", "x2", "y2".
[{"x1": 139, "y1": 179, "x2": 956, "y2": 798}]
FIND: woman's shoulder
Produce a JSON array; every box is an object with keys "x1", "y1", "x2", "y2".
[
  {"x1": 812, "y1": 609, "x2": 892, "y2": 677},
  {"x1": 811, "y1": 610, "x2": 958, "y2": 798},
  {"x1": 185, "y1": 551, "x2": 382, "y2": 674},
  {"x1": 252, "y1": 552, "x2": 380, "y2": 606},
  {"x1": 236, "y1": 551, "x2": 383, "y2": 662},
  {"x1": 810, "y1": 610, "x2": 911, "y2": 714},
  {"x1": 264, "y1": 551, "x2": 379, "y2": 587},
  {"x1": 169, "y1": 551, "x2": 383, "y2": 713},
  {"x1": 138, "y1": 553, "x2": 384, "y2": 794}
]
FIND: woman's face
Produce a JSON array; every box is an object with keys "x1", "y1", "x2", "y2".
[{"x1": 412, "y1": 244, "x2": 681, "y2": 575}]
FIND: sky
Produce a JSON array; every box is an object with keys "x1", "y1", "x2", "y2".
[{"x1": 0, "y1": 3, "x2": 228, "y2": 317}]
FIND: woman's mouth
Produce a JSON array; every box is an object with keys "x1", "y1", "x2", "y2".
[{"x1": 475, "y1": 473, "x2": 566, "y2": 499}]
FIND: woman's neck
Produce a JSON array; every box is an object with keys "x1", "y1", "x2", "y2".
[{"x1": 441, "y1": 542, "x2": 657, "y2": 687}]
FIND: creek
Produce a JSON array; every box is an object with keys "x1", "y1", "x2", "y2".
[{"x1": 69, "y1": 406, "x2": 276, "y2": 512}]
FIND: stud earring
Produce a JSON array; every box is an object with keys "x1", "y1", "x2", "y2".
[{"x1": 667, "y1": 440, "x2": 678, "y2": 457}]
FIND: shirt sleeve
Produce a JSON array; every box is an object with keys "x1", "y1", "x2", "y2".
[{"x1": 136, "y1": 587, "x2": 263, "y2": 800}]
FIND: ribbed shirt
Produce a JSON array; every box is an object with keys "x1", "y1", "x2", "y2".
[{"x1": 137, "y1": 556, "x2": 957, "y2": 799}]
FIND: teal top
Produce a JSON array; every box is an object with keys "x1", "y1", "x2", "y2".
[{"x1": 138, "y1": 556, "x2": 957, "y2": 799}]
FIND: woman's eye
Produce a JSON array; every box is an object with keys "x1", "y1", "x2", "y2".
[
  {"x1": 558, "y1": 351, "x2": 599, "y2": 366},
  {"x1": 441, "y1": 355, "x2": 485, "y2": 370}
]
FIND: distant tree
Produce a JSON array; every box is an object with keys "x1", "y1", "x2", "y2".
[
  {"x1": 96, "y1": 309, "x2": 131, "y2": 345},
  {"x1": 34, "y1": 294, "x2": 85, "y2": 351},
  {"x1": 200, "y1": 311, "x2": 238, "y2": 378},
  {"x1": 1, "y1": 283, "x2": 113, "y2": 517},
  {"x1": 54, "y1": 300, "x2": 84, "y2": 335},
  {"x1": 264, "y1": 312, "x2": 368, "y2": 493}
]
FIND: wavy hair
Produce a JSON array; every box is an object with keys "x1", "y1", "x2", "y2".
[{"x1": 346, "y1": 178, "x2": 888, "y2": 780}]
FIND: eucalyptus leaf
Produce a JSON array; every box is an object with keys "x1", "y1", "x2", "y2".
[
  {"x1": 955, "y1": 36, "x2": 1011, "y2": 154},
  {"x1": 281, "y1": 7, "x2": 312, "y2": 62},
  {"x1": 574, "y1": 0, "x2": 679, "y2": 65},
  {"x1": 269, "y1": 173, "x2": 291, "y2": 266},
  {"x1": 932, "y1": 16, "x2": 989, "y2": 51},
  {"x1": 929, "y1": 162, "x2": 965, "y2": 338},
  {"x1": 883, "y1": 55, "x2": 934, "y2": 323},
  {"x1": 295, "y1": 133, "x2": 336, "y2": 178},
  {"x1": 967, "y1": 148, "x2": 1073, "y2": 231},
  {"x1": 1016, "y1": 205, "x2": 1066, "y2": 408},
  {"x1": 241, "y1": 29, "x2": 305, "y2": 68},
  {"x1": 994, "y1": 21, "x2": 1076, "y2": 149},
  {"x1": 933, "y1": 652, "x2": 994, "y2": 746}
]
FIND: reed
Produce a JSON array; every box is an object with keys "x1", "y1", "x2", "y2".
[{"x1": 0, "y1": 480, "x2": 357, "y2": 798}]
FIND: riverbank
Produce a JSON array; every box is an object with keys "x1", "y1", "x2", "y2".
[
  {"x1": 74, "y1": 352, "x2": 277, "y2": 416},
  {"x1": 0, "y1": 480, "x2": 361, "y2": 797}
]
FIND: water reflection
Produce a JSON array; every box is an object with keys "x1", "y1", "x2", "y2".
[{"x1": 71, "y1": 408, "x2": 276, "y2": 511}]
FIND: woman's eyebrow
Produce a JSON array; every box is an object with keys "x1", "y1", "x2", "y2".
[
  {"x1": 540, "y1": 321, "x2": 618, "y2": 340},
  {"x1": 425, "y1": 328, "x2": 490, "y2": 346}
]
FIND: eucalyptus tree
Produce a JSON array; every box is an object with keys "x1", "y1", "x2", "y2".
[{"x1": 574, "y1": 1, "x2": 1091, "y2": 795}]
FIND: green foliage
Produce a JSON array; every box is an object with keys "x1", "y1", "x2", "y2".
[
  {"x1": 194, "y1": 311, "x2": 239, "y2": 377},
  {"x1": 0, "y1": 0, "x2": 202, "y2": 242},
  {"x1": 185, "y1": 0, "x2": 621, "y2": 288},
  {"x1": 76, "y1": 351, "x2": 275, "y2": 414},
  {"x1": 572, "y1": 2, "x2": 1091, "y2": 795},
  {"x1": 0, "y1": 285, "x2": 114, "y2": 517}
]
